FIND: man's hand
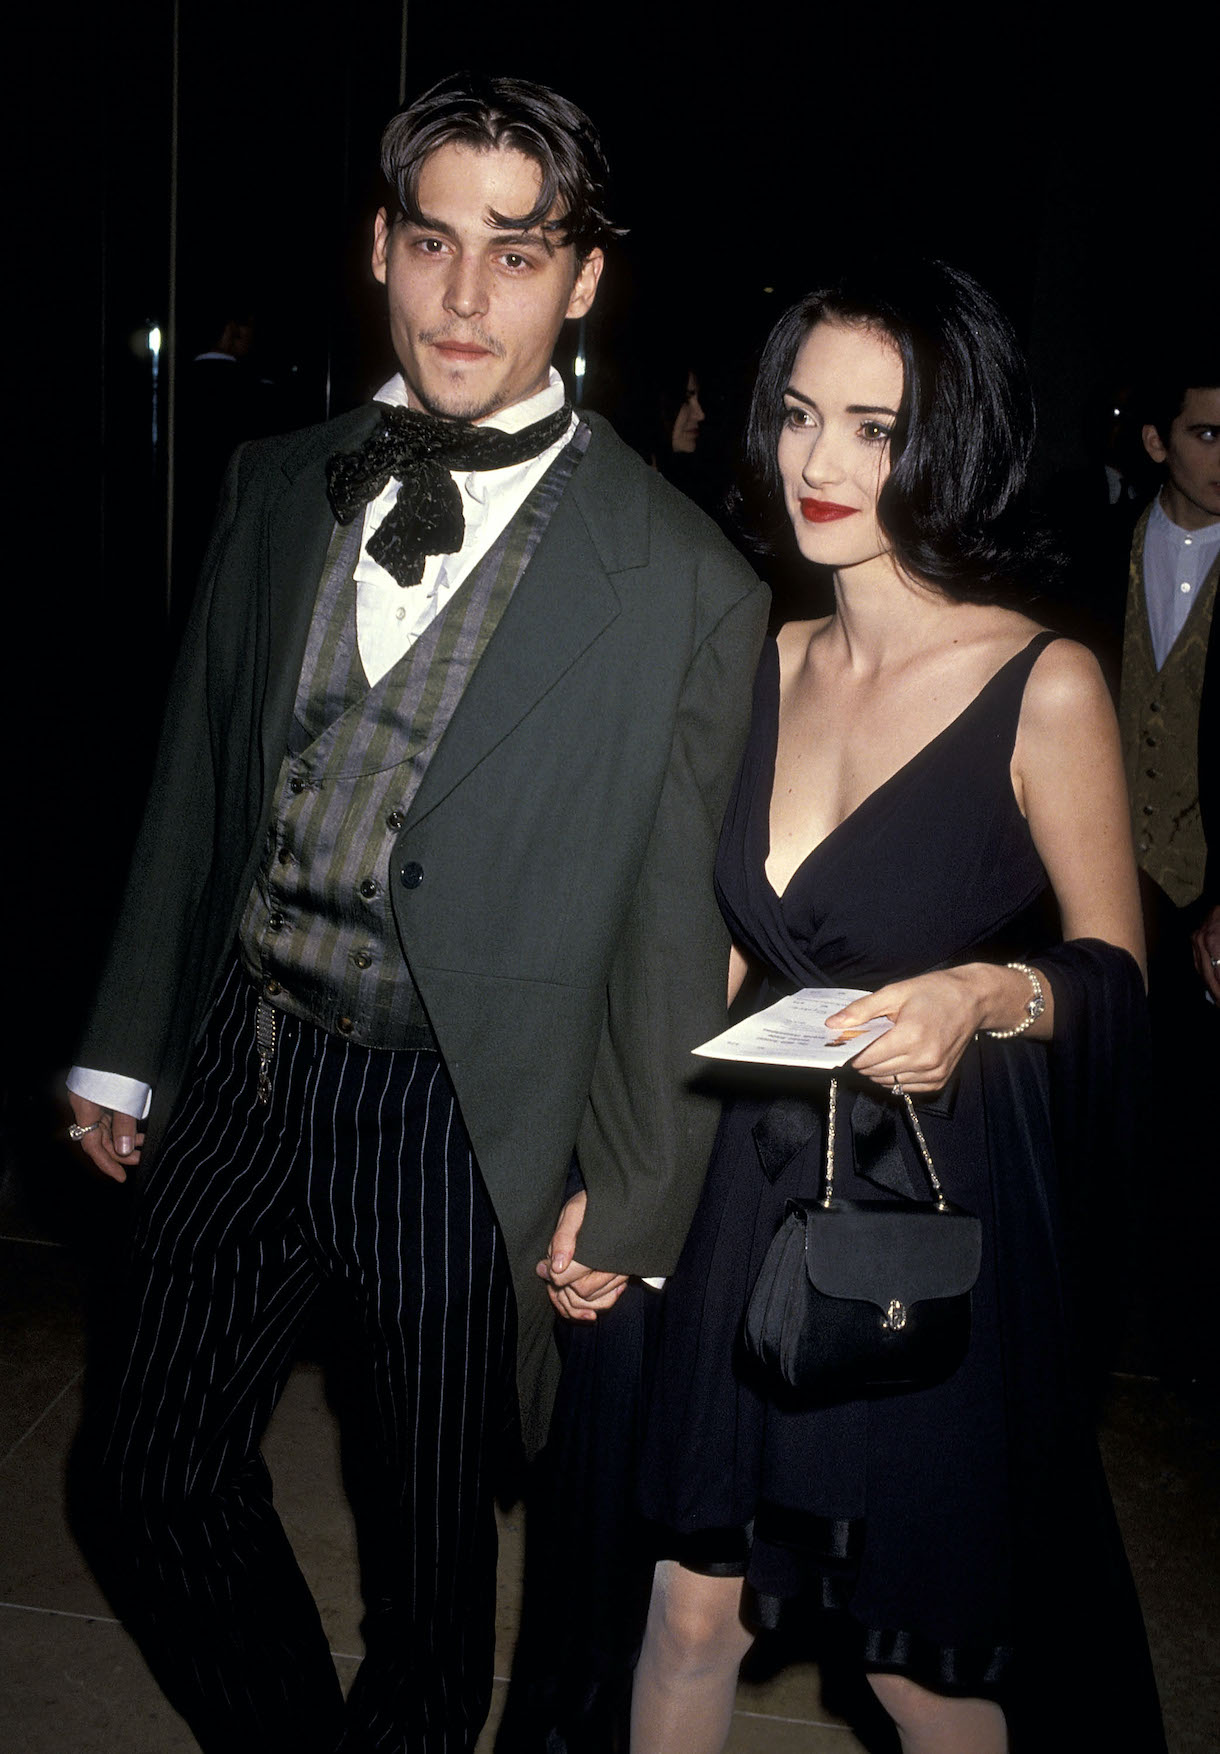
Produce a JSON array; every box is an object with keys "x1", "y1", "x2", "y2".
[
  {"x1": 66, "y1": 1092, "x2": 143, "y2": 1183},
  {"x1": 1192, "y1": 903, "x2": 1220, "y2": 1003},
  {"x1": 535, "y1": 1190, "x2": 627, "y2": 1322}
]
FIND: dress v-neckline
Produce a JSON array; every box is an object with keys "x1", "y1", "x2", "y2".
[{"x1": 764, "y1": 632, "x2": 1053, "y2": 904}]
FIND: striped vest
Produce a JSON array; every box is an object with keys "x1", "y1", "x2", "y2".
[
  {"x1": 1118, "y1": 504, "x2": 1219, "y2": 907},
  {"x1": 239, "y1": 424, "x2": 589, "y2": 1047}
]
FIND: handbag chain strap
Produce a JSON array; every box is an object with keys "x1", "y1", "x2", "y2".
[{"x1": 822, "y1": 1077, "x2": 948, "y2": 1212}]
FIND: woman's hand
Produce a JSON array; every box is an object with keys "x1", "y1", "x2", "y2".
[
  {"x1": 826, "y1": 962, "x2": 1045, "y2": 1094},
  {"x1": 535, "y1": 1190, "x2": 628, "y2": 1322}
]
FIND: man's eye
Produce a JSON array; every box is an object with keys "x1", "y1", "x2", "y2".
[{"x1": 501, "y1": 253, "x2": 531, "y2": 270}]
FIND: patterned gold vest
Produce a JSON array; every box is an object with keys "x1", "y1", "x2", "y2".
[{"x1": 1118, "y1": 503, "x2": 1219, "y2": 906}]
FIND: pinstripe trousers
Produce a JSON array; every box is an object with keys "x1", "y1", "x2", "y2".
[{"x1": 83, "y1": 958, "x2": 517, "y2": 1754}]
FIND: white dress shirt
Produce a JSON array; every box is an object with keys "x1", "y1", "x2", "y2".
[
  {"x1": 356, "y1": 370, "x2": 576, "y2": 684},
  {"x1": 1143, "y1": 495, "x2": 1220, "y2": 671},
  {"x1": 69, "y1": 370, "x2": 577, "y2": 1124}
]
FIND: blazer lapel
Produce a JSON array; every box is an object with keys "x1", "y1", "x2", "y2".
[{"x1": 405, "y1": 418, "x2": 644, "y2": 824}]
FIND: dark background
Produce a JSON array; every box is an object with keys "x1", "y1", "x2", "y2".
[{"x1": 16, "y1": 1, "x2": 1206, "y2": 1157}]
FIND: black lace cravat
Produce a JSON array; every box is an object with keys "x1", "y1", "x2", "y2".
[{"x1": 325, "y1": 400, "x2": 573, "y2": 588}]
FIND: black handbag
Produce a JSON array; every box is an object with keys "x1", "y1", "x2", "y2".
[{"x1": 742, "y1": 1078, "x2": 982, "y2": 1401}]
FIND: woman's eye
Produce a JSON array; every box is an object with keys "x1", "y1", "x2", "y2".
[
  {"x1": 859, "y1": 422, "x2": 892, "y2": 444},
  {"x1": 783, "y1": 405, "x2": 812, "y2": 429}
]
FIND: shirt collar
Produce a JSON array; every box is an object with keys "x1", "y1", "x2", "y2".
[
  {"x1": 1150, "y1": 492, "x2": 1220, "y2": 547},
  {"x1": 372, "y1": 368, "x2": 567, "y2": 435}
]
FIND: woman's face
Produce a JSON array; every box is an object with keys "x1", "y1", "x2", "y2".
[
  {"x1": 777, "y1": 320, "x2": 903, "y2": 573},
  {"x1": 671, "y1": 373, "x2": 705, "y2": 453}
]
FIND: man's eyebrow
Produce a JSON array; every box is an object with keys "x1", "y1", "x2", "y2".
[
  {"x1": 489, "y1": 228, "x2": 555, "y2": 251},
  {"x1": 402, "y1": 211, "x2": 555, "y2": 254},
  {"x1": 404, "y1": 211, "x2": 458, "y2": 239}
]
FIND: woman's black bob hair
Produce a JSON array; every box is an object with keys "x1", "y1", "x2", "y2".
[{"x1": 741, "y1": 259, "x2": 1049, "y2": 602}]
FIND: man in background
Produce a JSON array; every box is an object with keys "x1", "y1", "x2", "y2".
[{"x1": 1119, "y1": 370, "x2": 1219, "y2": 1379}]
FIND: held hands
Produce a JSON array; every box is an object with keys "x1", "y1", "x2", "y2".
[
  {"x1": 535, "y1": 1189, "x2": 628, "y2": 1323},
  {"x1": 826, "y1": 966, "x2": 1014, "y2": 1094},
  {"x1": 66, "y1": 1092, "x2": 143, "y2": 1182}
]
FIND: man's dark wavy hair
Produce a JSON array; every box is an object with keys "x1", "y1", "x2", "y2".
[
  {"x1": 740, "y1": 259, "x2": 1053, "y2": 603},
  {"x1": 380, "y1": 71, "x2": 624, "y2": 262}
]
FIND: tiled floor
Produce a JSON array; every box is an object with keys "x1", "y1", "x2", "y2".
[{"x1": 2, "y1": 1150, "x2": 1217, "y2": 1753}]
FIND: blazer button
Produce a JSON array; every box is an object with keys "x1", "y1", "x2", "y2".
[
  {"x1": 337, "y1": 1016, "x2": 355, "y2": 1035},
  {"x1": 352, "y1": 950, "x2": 372, "y2": 970},
  {"x1": 289, "y1": 777, "x2": 306, "y2": 794},
  {"x1": 358, "y1": 877, "x2": 379, "y2": 899},
  {"x1": 401, "y1": 862, "x2": 424, "y2": 889},
  {"x1": 386, "y1": 810, "x2": 405, "y2": 831}
]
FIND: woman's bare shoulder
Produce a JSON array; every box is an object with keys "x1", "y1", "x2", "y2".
[{"x1": 775, "y1": 614, "x2": 834, "y2": 678}]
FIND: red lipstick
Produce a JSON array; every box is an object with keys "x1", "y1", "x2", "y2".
[{"x1": 800, "y1": 498, "x2": 857, "y2": 523}]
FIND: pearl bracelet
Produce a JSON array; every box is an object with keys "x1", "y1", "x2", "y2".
[{"x1": 983, "y1": 961, "x2": 1045, "y2": 1039}]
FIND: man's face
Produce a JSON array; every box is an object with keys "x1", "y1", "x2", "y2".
[
  {"x1": 372, "y1": 141, "x2": 603, "y2": 422},
  {"x1": 1143, "y1": 386, "x2": 1220, "y2": 531}
]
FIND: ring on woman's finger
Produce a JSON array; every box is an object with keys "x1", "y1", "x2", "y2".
[
  {"x1": 68, "y1": 1120, "x2": 105, "y2": 1141},
  {"x1": 892, "y1": 1074, "x2": 905, "y2": 1096}
]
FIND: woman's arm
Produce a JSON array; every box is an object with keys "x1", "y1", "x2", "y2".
[{"x1": 831, "y1": 639, "x2": 1145, "y2": 1093}]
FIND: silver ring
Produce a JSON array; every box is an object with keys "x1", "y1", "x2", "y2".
[
  {"x1": 892, "y1": 1075, "x2": 904, "y2": 1095},
  {"x1": 68, "y1": 1120, "x2": 104, "y2": 1141}
]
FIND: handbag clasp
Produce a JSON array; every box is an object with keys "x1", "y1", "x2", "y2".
[{"x1": 882, "y1": 1299, "x2": 908, "y2": 1332}]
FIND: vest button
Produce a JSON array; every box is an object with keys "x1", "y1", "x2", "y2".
[
  {"x1": 1142, "y1": 804, "x2": 1155, "y2": 815},
  {"x1": 1145, "y1": 768, "x2": 1158, "y2": 780},
  {"x1": 1149, "y1": 701, "x2": 1161, "y2": 714},
  {"x1": 268, "y1": 912, "x2": 285, "y2": 931},
  {"x1": 386, "y1": 810, "x2": 405, "y2": 831},
  {"x1": 277, "y1": 846, "x2": 293, "y2": 865},
  {"x1": 352, "y1": 950, "x2": 372, "y2": 970},
  {"x1": 401, "y1": 862, "x2": 424, "y2": 889},
  {"x1": 337, "y1": 1016, "x2": 355, "y2": 1035},
  {"x1": 1144, "y1": 735, "x2": 1157, "y2": 749},
  {"x1": 358, "y1": 878, "x2": 379, "y2": 899}
]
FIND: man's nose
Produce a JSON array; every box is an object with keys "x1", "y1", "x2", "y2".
[{"x1": 443, "y1": 254, "x2": 490, "y2": 319}]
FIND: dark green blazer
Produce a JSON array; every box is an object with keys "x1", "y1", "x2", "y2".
[{"x1": 78, "y1": 408, "x2": 768, "y2": 1445}]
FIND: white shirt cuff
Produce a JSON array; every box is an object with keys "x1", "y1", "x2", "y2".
[{"x1": 67, "y1": 1066, "x2": 153, "y2": 1121}]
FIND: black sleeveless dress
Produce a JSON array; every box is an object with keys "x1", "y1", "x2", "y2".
[{"x1": 640, "y1": 633, "x2": 1166, "y2": 1743}]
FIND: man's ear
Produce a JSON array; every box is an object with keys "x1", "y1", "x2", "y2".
[
  {"x1": 372, "y1": 208, "x2": 391, "y2": 286},
  {"x1": 566, "y1": 247, "x2": 604, "y2": 321},
  {"x1": 1142, "y1": 422, "x2": 1169, "y2": 466}
]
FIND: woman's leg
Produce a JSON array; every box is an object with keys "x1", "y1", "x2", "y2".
[
  {"x1": 630, "y1": 1560, "x2": 754, "y2": 1754},
  {"x1": 868, "y1": 1673, "x2": 1007, "y2": 1754}
]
